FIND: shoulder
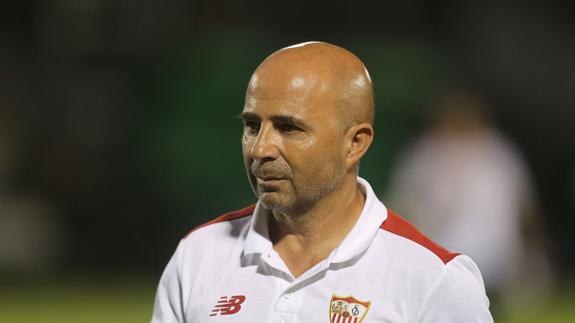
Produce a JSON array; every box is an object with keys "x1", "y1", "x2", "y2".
[
  {"x1": 372, "y1": 209, "x2": 462, "y2": 282},
  {"x1": 376, "y1": 210, "x2": 491, "y2": 319},
  {"x1": 418, "y1": 254, "x2": 492, "y2": 321},
  {"x1": 179, "y1": 204, "x2": 255, "y2": 248},
  {"x1": 183, "y1": 204, "x2": 255, "y2": 237},
  {"x1": 172, "y1": 204, "x2": 255, "y2": 270},
  {"x1": 379, "y1": 209, "x2": 459, "y2": 265}
]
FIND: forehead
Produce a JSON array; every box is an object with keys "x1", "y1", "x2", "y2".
[{"x1": 243, "y1": 71, "x2": 340, "y2": 123}]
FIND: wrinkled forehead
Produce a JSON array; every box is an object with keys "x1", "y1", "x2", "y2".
[
  {"x1": 243, "y1": 43, "x2": 374, "y2": 126},
  {"x1": 244, "y1": 66, "x2": 341, "y2": 119}
]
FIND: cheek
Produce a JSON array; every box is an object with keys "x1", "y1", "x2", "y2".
[
  {"x1": 290, "y1": 138, "x2": 342, "y2": 174},
  {"x1": 314, "y1": 133, "x2": 345, "y2": 158},
  {"x1": 242, "y1": 134, "x2": 253, "y2": 156},
  {"x1": 296, "y1": 136, "x2": 315, "y2": 151},
  {"x1": 242, "y1": 139, "x2": 255, "y2": 176},
  {"x1": 315, "y1": 140, "x2": 346, "y2": 174}
]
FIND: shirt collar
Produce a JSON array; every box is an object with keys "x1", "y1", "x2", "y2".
[
  {"x1": 242, "y1": 177, "x2": 388, "y2": 264},
  {"x1": 330, "y1": 177, "x2": 387, "y2": 263},
  {"x1": 243, "y1": 202, "x2": 273, "y2": 256}
]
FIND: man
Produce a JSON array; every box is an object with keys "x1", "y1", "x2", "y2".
[{"x1": 152, "y1": 42, "x2": 493, "y2": 322}]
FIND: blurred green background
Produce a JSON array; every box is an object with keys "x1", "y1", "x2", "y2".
[{"x1": 0, "y1": 0, "x2": 574, "y2": 322}]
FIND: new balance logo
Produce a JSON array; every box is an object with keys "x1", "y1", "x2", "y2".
[{"x1": 209, "y1": 295, "x2": 246, "y2": 316}]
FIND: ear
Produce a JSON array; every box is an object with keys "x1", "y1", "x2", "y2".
[{"x1": 343, "y1": 122, "x2": 374, "y2": 169}]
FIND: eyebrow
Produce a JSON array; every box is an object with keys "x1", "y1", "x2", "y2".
[
  {"x1": 237, "y1": 112, "x2": 310, "y2": 130},
  {"x1": 237, "y1": 112, "x2": 260, "y2": 122},
  {"x1": 270, "y1": 115, "x2": 310, "y2": 130}
]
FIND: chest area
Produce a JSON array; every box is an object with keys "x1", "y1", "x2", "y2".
[{"x1": 184, "y1": 265, "x2": 414, "y2": 323}]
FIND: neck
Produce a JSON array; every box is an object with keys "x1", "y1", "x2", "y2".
[{"x1": 268, "y1": 175, "x2": 366, "y2": 277}]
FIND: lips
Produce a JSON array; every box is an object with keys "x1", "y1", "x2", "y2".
[
  {"x1": 257, "y1": 176, "x2": 285, "y2": 181},
  {"x1": 251, "y1": 167, "x2": 287, "y2": 182},
  {"x1": 256, "y1": 177, "x2": 286, "y2": 187},
  {"x1": 250, "y1": 160, "x2": 290, "y2": 184}
]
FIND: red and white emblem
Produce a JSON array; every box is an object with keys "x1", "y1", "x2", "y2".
[{"x1": 329, "y1": 294, "x2": 371, "y2": 323}]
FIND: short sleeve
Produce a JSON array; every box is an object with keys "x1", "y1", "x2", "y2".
[
  {"x1": 151, "y1": 241, "x2": 186, "y2": 323},
  {"x1": 417, "y1": 255, "x2": 494, "y2": 323}
]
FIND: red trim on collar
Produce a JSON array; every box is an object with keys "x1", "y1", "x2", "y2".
[
  {"x1": 183, "y1": 204, "x2": 256, "y2": 239},
  {"x1": 380, "y1": 209, "x2": 459, "y2": 264}
]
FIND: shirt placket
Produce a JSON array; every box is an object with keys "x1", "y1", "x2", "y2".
[{"x1": 266, "y1": 252, "x2": 335, "y2": 323}]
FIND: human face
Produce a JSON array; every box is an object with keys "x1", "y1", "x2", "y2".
[{"x1": 241, "y1": 73, "x2": 348, "y2": 215}]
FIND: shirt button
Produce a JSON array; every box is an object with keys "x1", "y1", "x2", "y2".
[{"x1": 284, "y1": 293, "x2": 291, "y2": 299}]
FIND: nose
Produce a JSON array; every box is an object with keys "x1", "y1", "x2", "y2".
[{"x1": 250, "y1": 123, "x2": 280, "y2": 161}]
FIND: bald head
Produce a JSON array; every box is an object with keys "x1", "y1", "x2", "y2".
[
  {"x1": 241, "y1": 42, "x2": 375, "y2": 213},
  {"x1": 246, "y1": 42, "x2": 375, "y2": 131}
]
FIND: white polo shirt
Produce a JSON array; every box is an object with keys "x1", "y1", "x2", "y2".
[{"x1": 152, "y1": 178, "x2": 493, "y2": 322}]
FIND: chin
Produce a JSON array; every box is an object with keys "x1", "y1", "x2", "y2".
[{"x1": 259, "y1": 193, "x2": 293, "y2": 214}]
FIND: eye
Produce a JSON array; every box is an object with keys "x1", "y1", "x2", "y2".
[
  {"x1": 276, "y1": 122, "x2": 303, "y2": 133},
  {"x1": 243, "y1": 120, "x2": 260, "y2": 135}
]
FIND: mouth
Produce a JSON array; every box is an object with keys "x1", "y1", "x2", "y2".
[
  {"x1": 254, "y1": 176, "x2": 287, "y2": 191},
  {"x1": 256, "y1": 176, "x2": 285, "y2": 184},
  {"x1": 257, "y1": 174, "x2": 284, "y2": 180}
]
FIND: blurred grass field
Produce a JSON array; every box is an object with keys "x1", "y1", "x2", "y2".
[
  {"x1": 0, "y1": 276, "x2": 156, "y2": 323},
  {"x1": 1, "y1": 276, "x2": 574, "y2": 322},
  {"x1": 497, "y1": 289, "x2": 575, "y2": 323}
]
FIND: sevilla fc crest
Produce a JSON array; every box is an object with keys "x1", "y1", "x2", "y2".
[{"x1": 329, "y1": 294, "x2": 371, "y2": 323}]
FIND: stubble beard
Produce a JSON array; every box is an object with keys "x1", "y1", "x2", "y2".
[
  {"x1": 256, "y1": 159, "x2": 347, "y2": 217},
  {"x1": 258, "y1": 189, "x2": 295, "y2": 215}
]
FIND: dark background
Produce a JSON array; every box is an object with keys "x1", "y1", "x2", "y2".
[{"x1": 0, "y1": 0, "x2": 573, "y2": 313}]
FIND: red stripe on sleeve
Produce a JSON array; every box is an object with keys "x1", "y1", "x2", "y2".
[
  {"x1": 183, "y1": 204, "x2": 256, "y2": 239},
  {"x1": 380, "y1": 210, "x2": 459, "y2": 264}
]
